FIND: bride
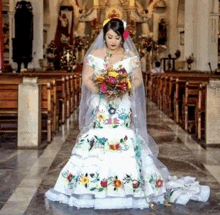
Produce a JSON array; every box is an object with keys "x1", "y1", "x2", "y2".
[{"x1": 45, "y1": 18, "x2": 210, "y2": 209}]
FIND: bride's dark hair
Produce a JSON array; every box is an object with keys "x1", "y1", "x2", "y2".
[{"x1": 103, "y1": 18, "x2": 125, "y2": 46}]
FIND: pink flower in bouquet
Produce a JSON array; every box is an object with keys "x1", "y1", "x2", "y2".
[
  {"x1": 118, "y1": 82, "x2": 127, "y2": 91},
  {"x1": 100, "y1": 83, "x2": 107, "y2": 93},
  {"x1": 123, "y1": 29, "x2": 129, "y2": 40},
  {"x1": 119, "y1": 68, "x2": 127, "y2": 75},
  {"x1": 108, "y1": 77, "x2": 118, "y2": 84}
]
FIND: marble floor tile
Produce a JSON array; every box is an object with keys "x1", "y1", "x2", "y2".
[{"x1": 204, "y1": 165, "x2": 220, "y2": 184}]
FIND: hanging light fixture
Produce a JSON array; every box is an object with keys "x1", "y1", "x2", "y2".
[
  {"x1": 60, "y1": 0, "x2": 73, "y2": 11},
  {"x1": 153, "y1": 0, "x2": 167, "y2": 13}
]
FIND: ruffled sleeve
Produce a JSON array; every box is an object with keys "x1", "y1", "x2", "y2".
[
  {"x1": 131, "y1": 56, "x2": 141, "y2": 69},
  {"x1": 85, "y1": 54, "x2": 95, "y2": 68}
]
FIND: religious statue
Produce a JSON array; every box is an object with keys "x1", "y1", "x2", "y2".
[
  {"x1": 75, "y1": 7, "x2": 97, "y2": 37},
  {"x1": 74, "y1": 7, "x2": 97, "y2": 64},
  {"x1": 158, "y1": 18, "x2": 167, "y2": 45},
  {"x1": 59, "y1": 13, "x2": 70, "y2": 43},
  {"x1": 130, "y1": 1, "x2": 151, "y2": 37}
]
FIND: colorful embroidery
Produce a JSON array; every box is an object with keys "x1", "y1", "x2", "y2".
[
  {"x1": 86, "y1": 55, "x2": 95, "y2": 68},
  {"x1": 90, "y1": 106, "x2": 131, "y2": 129},
  {"x1": 132, "y1": 56, "x2": 141, "y2": 69},
  {"x1": 148, "y1": 173, "x2": 164, "y2": 191},
  {"x1": 62, "y1": 171, "x2": 79, "y2": 189}
]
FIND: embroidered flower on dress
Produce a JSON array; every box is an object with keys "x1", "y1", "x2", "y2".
[
  {"x1": 108, "y1": 107, "x2": 117, "y2": 115},
  {"x1": 132, "y1": 180, "x2": 140, "y2": 188},
  {"x1": 98, "y1": 137, "x2": 106, "y2": 145},
  {"x1": 101, "y1": 179, "x2": 108, "y2": 187},
  {"x1": 80, "y1": 175, "x2": 90, "y2": 185},
  {"x1": 96, "y1": 112, "x2": 106, "y2": 121},
  {"x1": 113, "y1": 179, "x2": 122, "y2": 188},
  {"x1": 156, "y1": 179, "x2": 163, "y2": 188},
  {"x1": 109, "y1": 142, "x2": 121, "y2": 150},
  {"x1": 67, "y1": 173, "x2": 73, "y2": 182},
  {"x1": 118, "y1": 112, "x2": 129, "y2": 120}
]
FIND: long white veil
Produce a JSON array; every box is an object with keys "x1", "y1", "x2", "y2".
[{"x1": 78, "y1": 23, "x2": 169, "y2": 183}]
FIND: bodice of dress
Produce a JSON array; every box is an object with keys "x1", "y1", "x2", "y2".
[
  {"x1": 85, "y1": 54, "x2": 140, "y2": 130},
  {"x1": 85, "y1": 54, "x2": 140, "y2": 76}
]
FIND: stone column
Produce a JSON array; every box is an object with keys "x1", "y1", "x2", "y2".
[
  {"x1": 206, "y1": 79, "x2": 220, "y2": 145},
  {"x1": 18, "y1": 77, "x2": 41, "y2": 148},
  {"x1": 184, "y1": 0, "x2": 196, "y2": 67},
  {"x1": 195, "y1": 0, "x2": 218, "y2": 71}
]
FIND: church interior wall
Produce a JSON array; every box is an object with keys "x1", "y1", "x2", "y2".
[{"x1": 3, "y1": 0, "x2": 219, "y2": 71}]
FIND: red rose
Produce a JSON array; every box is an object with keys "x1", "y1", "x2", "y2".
[
  {"x1": 101, "y1": 179, "x2": 108, "y2": 187},
  {"x1": 156, "y1": 179, "x2": 163, "y2": 188}
]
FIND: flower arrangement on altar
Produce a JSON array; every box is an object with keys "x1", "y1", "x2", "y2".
[
  {"x1": 94, "y1": 66, "x2": 131, "y2": 101},
  {"x1": 186, "y1": 53, "x2": 195, "y2": 70}
]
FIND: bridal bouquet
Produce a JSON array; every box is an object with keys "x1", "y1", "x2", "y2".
[{"x1": 94, "y1": 66, "x2": 131, "y2": 101}]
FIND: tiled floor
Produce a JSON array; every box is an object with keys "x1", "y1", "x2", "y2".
[{"x1": 0, "y1": 100, "x2": 220, "y2": 215}]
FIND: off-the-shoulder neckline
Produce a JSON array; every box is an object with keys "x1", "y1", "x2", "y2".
[{"x1": 88, "y1": 54, "x2": 135, "y2": 66}]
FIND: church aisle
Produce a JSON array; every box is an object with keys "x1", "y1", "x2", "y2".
[{"x1": 0, "y1": 101, "x2": 220, "y2": 214}]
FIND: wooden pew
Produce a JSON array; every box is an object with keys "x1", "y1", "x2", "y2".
[
  {"x1": 38, "y1": 78, "x2": 58, "y2": 138},
  {"x1": 195, "y1": 83, "x2": 206, "y2": 140},
  {"x1": 147, "y1": 71, "x2": 220, "y2": 142},
  {"x1": 73, "y1": 73, "x2": 82, "y2": 109},
  {"x1": 39, "y1": 81, "x2": 53, "y2": 142},
  {"x1": 182, "y1": 81, "x2": 208, "y2": 133},
  {"x1": 0, "y1": 79, "x2": 21, "y2": 134}
]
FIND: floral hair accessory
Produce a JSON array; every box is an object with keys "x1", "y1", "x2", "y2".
[
  {"x1": 103, "y1": 19, "x2": 110, "y2": 27},
  {"x1": 123, "y1": 29, "x2": 129, "y2": 40}
]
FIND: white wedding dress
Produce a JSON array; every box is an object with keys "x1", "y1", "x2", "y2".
[{"x1": 45, "y1": 54, "x2": 210, "y2": 209}]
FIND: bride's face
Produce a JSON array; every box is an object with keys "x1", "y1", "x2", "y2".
[{"x1": 105, "y1": 29, "x2": 122, "y2": 51}]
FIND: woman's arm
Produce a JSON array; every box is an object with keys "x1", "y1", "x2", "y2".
[
  {"x1": 133, "y1": 67, "x2": 142, "y2": 89},
  {"x1": 82, "y1": 64, "x2": 99, "y2": 94}
]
